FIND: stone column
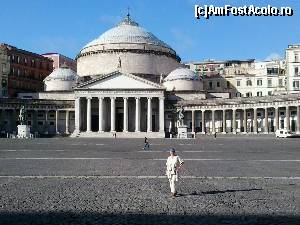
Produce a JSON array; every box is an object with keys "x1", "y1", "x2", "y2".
[
  {"x1": 201, "y1": 110, "x2": 205, "y2": 134},
  {"x1": 232, "y1": 109, "x2": 236, "y2": 134},
  {"x1": 243, "y1": 109, "x2": 247, "y2": 133},
  {"x1": 44, "y1": 110, "x2": 49, "y2": 134},
  {"x1": 12, "y1": 109, "x2": 16, "y2": 132},
  {"x1": 191, "y1": 110, "x2": 195, "y2": 133},
  {"x1": 55, "y1": 110, "x2": 59, "y2": 134},
  {"x1": 222, "y1": 110, "x2": 226, "y2": 134},
  {"x1": 275, "y1": 107, "x2": 279, "y2": 131},
  {"x1": 0, "y1": 109, "x2": 2, "y2": 130},
  {"x1": 285, "y1": 106, "x2": 290, "y2": 130},
  {"x1": 123, "y1": 97, "x2": 128, "y2": 132},
  {"x1": 297, "y1": 105, "x2": 300, "y2": 134},
  {"x1": 110, "y1": 97, "x2": 116, "y2": 132},
  {"x1": 159, "y1": 97, "x2": 165, "y2": 133},
  {"x1": 65, "y1": 110, "x2": 69, "y2": 134},
  {"x1": 31, "y1": 110, "x2": 37, "y2": 133},
  {"x1": 98, "y1": 97, "x2": 104, "y2": 132},
  {"x1": 212, "y1": 110, "x2": 215, "y2": 134},
  {"x1": 86, "y1": 97, "x2": 92, "y2": 132},
  {"x1": 264, "y1": 108, "x2": 268, "y2": 134},
  {"x1": 75, "y1": 97, "x2": 81, "y2": 132},
  {"x1": 135, "y1": 97, "x2": 141, "y2": 132},
  {"x1": 253, "y1": 108, "x2": 257, "y2": 134},
  {"x1": 147, "y1": 97, "x2": 152, "y2": 132}
]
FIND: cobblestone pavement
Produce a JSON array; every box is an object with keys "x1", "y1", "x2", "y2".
[{"x1": 0, "y1": 136, "x2": 299, "y2": 224}]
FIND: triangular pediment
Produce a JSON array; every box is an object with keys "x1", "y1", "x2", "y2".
[{"x1": 76, "y1": 71, "x2": 164, "y2": 90}]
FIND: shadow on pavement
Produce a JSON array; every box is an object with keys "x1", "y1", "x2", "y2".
[
  {"x1": 177, "y1": 188, "x2": 262, "y2": 197},
  {"x1": 0, "y1": 212, "x2": 298, "y2": 225}
]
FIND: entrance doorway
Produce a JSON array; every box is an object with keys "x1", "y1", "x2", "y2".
[
  {"x1": 91, "y1": 115, "x2": 99, "y2": 132},
  {"x1": 116, "y1": 111, "x2": 124, "y2": 132}
]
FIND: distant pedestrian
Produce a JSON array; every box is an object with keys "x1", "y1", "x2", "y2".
[
  {"x1": 214, "y1": 132, "x2": 217, "y2": 138},
  {"x1": 143, "y1": 137, "x2": 150, "y2": 150},
  {"x1": 113, "y1": 132, "x2": 116, "y2": 138},
  {"x1": 165, "y1": 147, "x2": 184, "y2": 198}
]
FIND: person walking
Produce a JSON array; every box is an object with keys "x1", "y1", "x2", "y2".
[
  {"x1": 165, "y1": 147, "x2": 184, "y2": 198},
  {"x1": 143, "y1": 137, "x2": 150, "y2": 150}
]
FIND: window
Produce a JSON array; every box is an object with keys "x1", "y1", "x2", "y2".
[
  {"x1": 236, "y1": 80, "x2": 241, "y2": 86},
  {"x1": 267, "y1": 68, "x2": 278, "y2": 75},
  {"x1": 236, "y1": 92, "x2": 242, "y2": 97},
  {"x1": 38, "y1": 121, "x2": 43, "y2": 125},
  {"x1": 246, "y1": 92, "x2": 252, "y2": 97},
  {"x1": 268, "y1": 91, "x2": 272, "y2": 96},
  {"x1": 49, "y1": 114, "x2": 55, "y2": 118},
  {"x1": 295, "y1": 54, "x2": 299, "y2": 62},
  {"x1": 293, "y1": 81, "x2": 300, "y2": 89},
  {"x1": 295, "y1": 67, "x2": 299, "y2": 76},
  {"x1": 209, "y1": 81, "x2": 213, "y2": 90},
  {"x1": 217, "y1": 82, "x2": 220, "y2": 87},
  {"x1": 257, "y1": 91, "x2": 262, "y2": 97},
  {"x1": 226, "y1": 81, "x2": 230, "y2": 88},
  {"x1": 257, "y1": 113, "x2": 261, "y2": 117},
  {"x1": 268, "y1": 79, "x2": 272, "y2": 87},
  {"x1": 246, "y1": 80, "x2": 252, "y2": 86},
  {"x1": 49, "y1": 121, "x2": 55, "y2": 126},
  {"x1": 257, "y1": 79, "x2": 262, "y2": 86}
]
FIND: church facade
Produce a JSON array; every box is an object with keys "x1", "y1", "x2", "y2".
[{"x1": 1, "y1": 14, "x2": 300, "y2": 138}]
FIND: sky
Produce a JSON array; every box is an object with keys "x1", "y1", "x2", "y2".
[{"x1": 0, "y1": 0, "x2": 299, "y2": 62}]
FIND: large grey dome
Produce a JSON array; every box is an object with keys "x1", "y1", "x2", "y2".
[
  {"x1": 77, "y1": 14, "x2": 181, "y2": 78},
  {"x1": 83, "y1": 15, "x2": 174, "y2": 53}
]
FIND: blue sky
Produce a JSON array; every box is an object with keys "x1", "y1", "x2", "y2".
[{"x1": 0, "y1": 0, "x2": 299, "y2": 62}]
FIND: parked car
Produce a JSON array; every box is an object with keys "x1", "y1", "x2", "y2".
[{"x1": 275, "y1": 129, "x2": 293, "y2": 138}]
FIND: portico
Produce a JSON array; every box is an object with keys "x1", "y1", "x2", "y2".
[{"x1": 73, "y1": 71, "x2": 165, "y2": 137}]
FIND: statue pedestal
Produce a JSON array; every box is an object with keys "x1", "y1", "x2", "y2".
[
  {"x1": 177, "y1": 125, "x2": 188, "y2": 139},
  {"x1": 17, "y1": 125, "x2": 31, "y2": 138}
]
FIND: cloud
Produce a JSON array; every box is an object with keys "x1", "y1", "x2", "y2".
[{"x1": 265, "y1": 53, "x2": 282, "y2": 61}]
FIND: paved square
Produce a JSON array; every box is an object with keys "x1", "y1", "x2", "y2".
[{"x1": 0, "y1": 136, "x2": 299, "y2": 224}]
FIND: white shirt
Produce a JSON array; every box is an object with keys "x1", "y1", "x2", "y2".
[{"x1": 166, "y1": 155, "x2": 184, "y2": 178}]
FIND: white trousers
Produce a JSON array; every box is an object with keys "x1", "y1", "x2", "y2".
[{"x1": 168, "y1": 175, "x2": 177, "y2": 193}]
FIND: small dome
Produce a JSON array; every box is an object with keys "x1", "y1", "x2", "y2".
[
  {"x1": 44, "y1": 65, "x2": 78, "y2": 82},
  {"x1": 165, "y1": 68, "x2": 198, "y2": 81}
]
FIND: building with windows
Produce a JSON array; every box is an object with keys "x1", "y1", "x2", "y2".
[
  {"x1": 42, "y1": 53, "x2": 77, "y2": 72},
  {"x1": 0, "y1": 15, "x2": 300, "y2": 138},
  {"x1": 0, "y1": 44, "x2": 53, "y2": 98}
]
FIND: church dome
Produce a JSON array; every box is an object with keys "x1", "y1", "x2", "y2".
[
  {"x1": 165, "y1": 67, "x2": 198, "y2": 81},
  {"x1": 77, "y1": 14, "x2": 181, "y2": 79},
  {"x1": 44, "y1": 65, "x2": 78, "y2": 81},
  {"x1": 163, "y1": 67, "x2": 203, "y2": 91},
  {"x1": 44, "y1": 65, "x2": 79, "y2": 91},
  {"x1": 83, "y1": 15, "x2": 174, "y2": 53}
]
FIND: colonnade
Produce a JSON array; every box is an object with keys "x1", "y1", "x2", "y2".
[
  {"x1": 186, "y1": 105, "x2": 300, "y2": 134},
  {"x1": 75, "y1": 96, "x2": 165, "y2": 133},
  {"x1": 0, "y1": 108, "x2": 73, "y2": 134}
]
